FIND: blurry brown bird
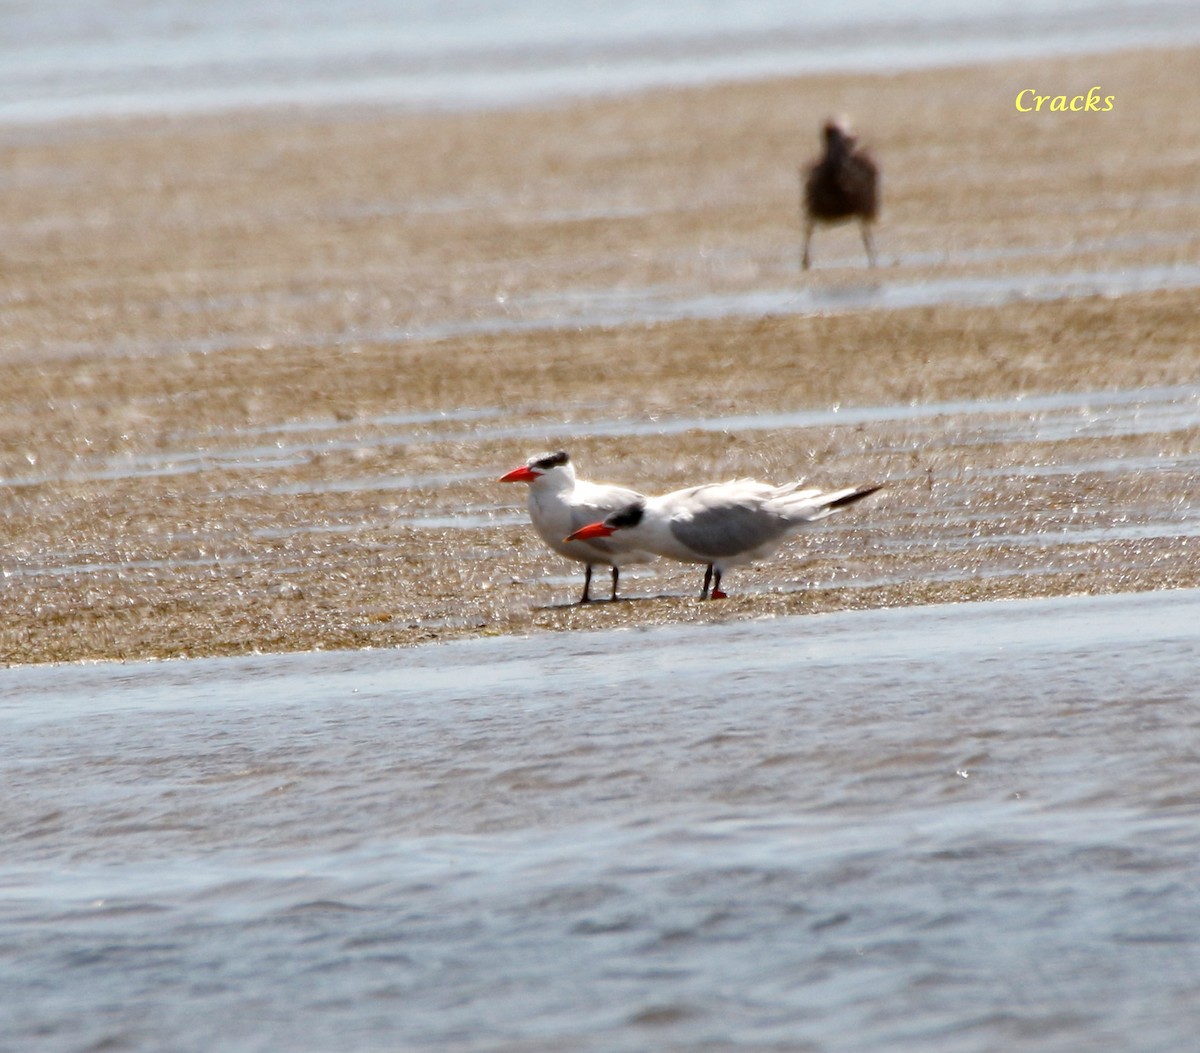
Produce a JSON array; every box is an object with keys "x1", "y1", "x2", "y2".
[{"x1": 801, "y1": 118, "x2": 879, "y2": 270}]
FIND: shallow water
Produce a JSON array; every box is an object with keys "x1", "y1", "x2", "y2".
[
  {"x1": 418, "y1": 259, "x2": 1200, "y2": 344},
  {"x1": 26, "y1": 255, "x2": 1200, "y2": 367},
  {"x1": 7, "y1": 382, "x2": 1197, "y2": 494},
  {"x1": 2, "y1": 0, "x2": 1195, "y2": 124},
  {"x1": 3, "y1": 589, "x2": 1199, "y2": 1052},
  {"x1": 5, "y1": 380, "x2": 1196, "y2": 598}
]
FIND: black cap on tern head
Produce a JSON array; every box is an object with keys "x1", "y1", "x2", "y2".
[{"x1": 530, "y1": 451, "x2": 570, "y2": 471}]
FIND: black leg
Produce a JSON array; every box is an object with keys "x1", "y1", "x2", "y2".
[
  {"x1": 610, "y1": 566, "x2": 620, "y2": 601},
  {"x1": 701, "y1": 564, "x2": 713, "y2": 599},
  {"x1": 580, "y1": 564, "x2": 593, "y2": 604},
  {"x1": 711, "y1": 569, "x2": 726, "y2": 599}
]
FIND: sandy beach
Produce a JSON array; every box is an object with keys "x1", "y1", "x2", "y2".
[{"x1": 2, "y1": 44, "x2": 1198, "y2": 665}]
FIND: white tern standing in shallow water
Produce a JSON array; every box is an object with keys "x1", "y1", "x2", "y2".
[
  {"x1": 567, "y1": 478, "x2": 882, "y2": 599},
  {"x1": 499, "y1": 450, "x2": 656, "y2": 603}
]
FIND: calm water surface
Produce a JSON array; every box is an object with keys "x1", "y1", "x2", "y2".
[
  {"x1": 3, "y1": 589, "x2": 1199, "y2": 1051},
  {"x1": 2, "y1": 0, "x2": 1196, "y2": 123}
]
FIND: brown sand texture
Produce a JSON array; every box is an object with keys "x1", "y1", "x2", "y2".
[{"x1": 1, "y1": 46, "x2": 1198, "y2": 664}]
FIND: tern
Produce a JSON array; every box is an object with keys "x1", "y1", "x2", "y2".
[
  {"x1": 566, "y1": 478, "x2": 881, "y2": 599},
  {"x1": 499, "y1": 450, "x2": 656, "y2": 603},
  {"x1": 801, "y1": 118, "x2": 880, "y2": 270}
]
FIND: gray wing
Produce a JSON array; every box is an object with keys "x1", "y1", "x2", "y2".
[{"x1": 669, "y1": 486, "x2": 790, "y2": 558}]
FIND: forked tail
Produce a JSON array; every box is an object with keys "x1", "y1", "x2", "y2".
[{"x1": 780, "y1": 482, "x2": 884, "y2": 523}]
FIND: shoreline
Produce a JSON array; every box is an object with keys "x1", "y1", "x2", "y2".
[{"x1": 2, "y1": 44, "x2": 1198, "y2": 666}]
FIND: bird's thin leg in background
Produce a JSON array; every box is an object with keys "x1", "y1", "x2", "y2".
[
  {"x1": 701, "y1": 564, "x2": 713, "y2": 599},
  {"x1": 610, "y1": 566, "x2": 619, "y2": 601},
  {"x1": 801, "y1": 220, "x2": 814, "y2": 270},
  {"x1": 580, "y1": 564, "x2": 593, "y2": 604},
  {"x1": 861, "y1": 221, "x2": 876, "y2": 267}
]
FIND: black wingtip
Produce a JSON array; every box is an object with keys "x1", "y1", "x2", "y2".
[{"x1": 828, "y1": 483, "x2": 884, "y2": 510}]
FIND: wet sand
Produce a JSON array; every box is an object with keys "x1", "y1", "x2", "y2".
[{"x1": 2, "y1": 45, "x2": 1199, "y2": 665}]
